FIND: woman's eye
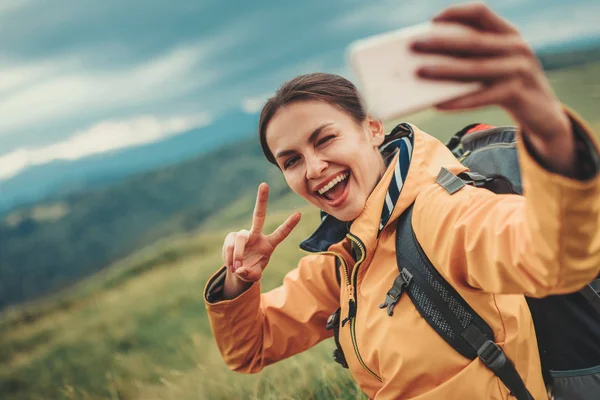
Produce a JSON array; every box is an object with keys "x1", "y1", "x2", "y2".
[
  {"x1": 284, "y1": 156, "x2": 300, "y2": 169},
  {"x1": 317, "y1": 135, "x2": 335, "y2": 146}
]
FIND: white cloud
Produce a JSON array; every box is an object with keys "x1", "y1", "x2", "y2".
[
  {"x1": 519, "y1": 2, "x2": 600, "y2": 47},
  {"x1": 241, "y1": 94, "x2": 270, "y2": 114},
  {"x1": 0, "y1": 41, "x2": 222, "y2": 135},
  {"x1": 328, "y1": 1, "x2": 546, "y2": 33},
  {"x1": 238, "y1": 57, "x2": 333, "y2": 114},
  {"x1": 329, "y1": 1, "x2": 452, "y2": 32},
  {"x1": 0, "y1": 21, "x2": 249, "y2": 139},
  {"x1": 0, "y1": 113, "x2": 212, "y2": 181},
  {"x1": 0, "y1": 62, "x2": 59, "y2": 95},
  {"x1": 328, "y1": 0, "x2": 600, "y2": 49},
  {"x1": 0, "y1": 0, "x2": 34, "y2": 13}
]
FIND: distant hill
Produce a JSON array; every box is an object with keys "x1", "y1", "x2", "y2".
[
  {"x1": 537, "y1": 39, "x2": 600, "y2": 70},
  {"x1": 0, "y1": 111, "x2": 259, "y2": 214},
  {"x1": 0, "y1": 137, "x2": 290, "y2": 310}
]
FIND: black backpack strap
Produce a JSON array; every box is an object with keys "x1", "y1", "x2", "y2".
[
  {"x1": 391, "y1": 204, "x2": 534, "y2": 400},
  {"x1": 326, "y1": 257, "x2": 348, "y2": 368},
  {"x1": 335, "y1": 257, "x2": 342, "y2": 286},
  {"x1": 326, "y1": 307, "x2": 348, "y2": 368},
  {"x1": 446, "y1": 123, "x2": 481, "y2": 152}
]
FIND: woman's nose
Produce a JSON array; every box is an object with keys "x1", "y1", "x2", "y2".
[{"x1": 306, "y1": 155, "x2": 328, "y2": 180}]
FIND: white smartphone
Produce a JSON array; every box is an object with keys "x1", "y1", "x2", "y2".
[{"x1": 347, "y1": 22, "x2": 482, "y2": 121}]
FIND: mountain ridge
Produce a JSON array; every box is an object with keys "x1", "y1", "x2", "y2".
[{"x1": 0, "y1": 110, "x2": 260, "y2": 214}]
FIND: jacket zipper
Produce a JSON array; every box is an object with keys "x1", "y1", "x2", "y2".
[
  {"x1": 345, "y1": 233, "x2": 383, "y2": 382},
  {"x1": 300, "y1": 240, "x2": 382, "y2": 382}
]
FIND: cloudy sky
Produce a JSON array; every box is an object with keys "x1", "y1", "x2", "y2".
[{"x1": 1, "y1": 0, "x2": 600, "y2": 180}]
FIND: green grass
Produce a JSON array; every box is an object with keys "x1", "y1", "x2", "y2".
[{"x1": 1, "y1": 61, "x2": 599, "y2": 400}]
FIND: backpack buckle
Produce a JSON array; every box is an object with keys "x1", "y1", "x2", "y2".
[
  {"x1": 333, "y1": 348, "x2": 349, "y2": 368},
  {"x1": 379, "y1": 268, "x2": 413, "y2": 316},
  {"x1": 458, "y1": 171, "x2": 492, "y2": 188},
  {"x1": 326, "y1": 309, "x2": 340, "y2": 331},
  {"x1": 477, "y1": 340, "x2": 507, "y2": 371}
]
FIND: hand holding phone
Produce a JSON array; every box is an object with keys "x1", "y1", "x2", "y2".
[
  {"x1": 348, "y1": 22, "x2": 482, "y2": 120},
  {"x1": 349, "y1": 2, "x2": 575, "y2": 177}
]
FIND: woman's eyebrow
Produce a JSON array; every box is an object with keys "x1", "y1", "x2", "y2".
[{"x1": 274, "y1": 122, "x2": 334, "y2": 159}]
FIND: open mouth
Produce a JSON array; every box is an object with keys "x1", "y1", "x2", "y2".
[{"x1": 316, "y1": 171, "x2": 350, "y2": 203}]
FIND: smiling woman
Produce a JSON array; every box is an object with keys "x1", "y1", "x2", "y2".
[
  {"x1": 203, "y1": 3, "x2": 600, "y2": 400},
  {"x1": 265, "y1": 96, "x2": 387, "y2": 222}
]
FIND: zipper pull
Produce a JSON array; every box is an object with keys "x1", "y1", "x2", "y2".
[
  {"x1": 347, "y1": 285, "x2": 355, "y2": 299},
  {"x1": 341, "y1": 300, "x2": 356, "y2": 327}
]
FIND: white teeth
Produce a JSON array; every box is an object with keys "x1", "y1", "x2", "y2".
[{"x1": 318, "y1": 173, "x2": 349, "y2": 195}]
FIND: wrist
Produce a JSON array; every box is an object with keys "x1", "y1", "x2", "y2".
[{"x1": 522, "y1": 114, "x2": 577, "y2": 178}]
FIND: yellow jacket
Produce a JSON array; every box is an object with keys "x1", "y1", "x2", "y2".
[{"x1": 205, "y1": 113, "x2": 600, "y2": 399}]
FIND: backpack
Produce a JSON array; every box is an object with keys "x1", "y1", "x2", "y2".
[{"x1": 326, "y1": 124, "x2": 600, "y2": 400}]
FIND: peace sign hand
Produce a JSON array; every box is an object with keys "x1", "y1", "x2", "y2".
[{"x1": 222, "y1": 183, "x2": 301, "y2": 291}]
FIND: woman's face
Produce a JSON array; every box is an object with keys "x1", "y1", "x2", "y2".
[{"x1": 266, "y1": 101, "x2": 386, "y2": 222}]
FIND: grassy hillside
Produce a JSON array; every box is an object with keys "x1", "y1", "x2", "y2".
[
  {"x1": 0, "y1": 138, "x2": 294, "y2": 310},
  {"x1": 0, "y1": 198, "x2": 362, "y2": 400},
  {"x1": 1, "y1": 61, "x2": 599, "y2": 400}
]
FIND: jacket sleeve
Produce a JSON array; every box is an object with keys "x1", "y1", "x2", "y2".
[
  {"x1": 413, "y1": 112, "x2": 600, "y2": 297},
  {"x1": 203, "y1": 254, "x2": 340, "y2": 373}
]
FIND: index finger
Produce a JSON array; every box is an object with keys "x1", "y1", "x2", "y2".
[
  {"x1": 433, "y1": 2, "x2": 518, "y2": 34},
  {"x1": 250, "y1": 183, "x2": 269, "y2": 234}
]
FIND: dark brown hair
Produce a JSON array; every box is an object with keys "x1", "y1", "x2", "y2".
[{"x1": 258, "y1": 73, "x2": 367, "y2": 165}]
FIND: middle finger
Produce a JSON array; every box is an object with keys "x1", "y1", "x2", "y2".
[
  {"x1": 417, "y1": 55, "x2": 533, "y2": 82},
  {"x1": 412, "y1": 31, "x2": 529, "y2": 58}
]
